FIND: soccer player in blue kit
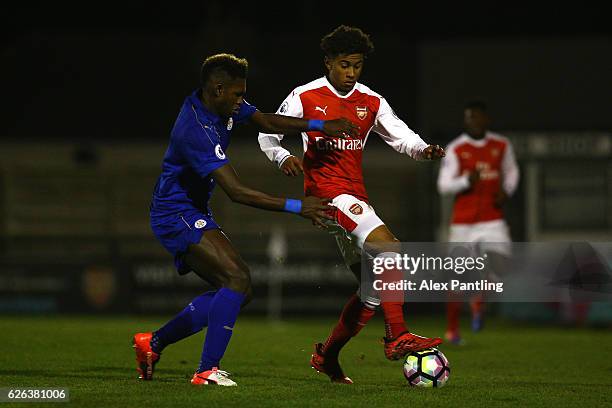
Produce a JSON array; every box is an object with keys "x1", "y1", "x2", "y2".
[{"x1": 132, "y1": 53, "x2": 359, "y2": 386}]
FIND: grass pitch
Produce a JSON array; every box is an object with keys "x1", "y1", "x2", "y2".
[{"x1": 1, "y1": 315, "x2": 611, "y2": 407}]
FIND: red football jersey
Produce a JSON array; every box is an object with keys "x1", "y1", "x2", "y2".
[
  {"x1": 259, "y1": 77, "x2": 428, "y2": 202},
  {"x1": 437, "y1": 132, "x2": 519, "y2": 224}
]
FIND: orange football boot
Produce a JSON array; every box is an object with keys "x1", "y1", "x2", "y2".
[
  {"x1": 132, "y1": 332, "x2": 160, "y2": 380},
  {"x1": 310, "y1": 343, "x2": 353, "y2": 384},
  {"x1": 383, "y1": 332, "x2": 443, "y2": 360}
]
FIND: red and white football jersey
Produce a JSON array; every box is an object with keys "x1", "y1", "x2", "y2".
[
  {"x1": 437, "y1": 132, "x2": 519, "y2": 224},
  {"x1": 259, "y1": 77, "x2": 428, "y2": 202}
]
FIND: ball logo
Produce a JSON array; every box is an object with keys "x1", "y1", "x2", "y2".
[
  {"x1": 356, "y1": 106, "x2": 368, "y2": 120},
  {"x1": 215, "y1": 144, "x2": 226, "y2": 160},
  {"x1": 349, "y1": 203, "x2": 363, "y2": 215},
  {"x1": 194, "y1": 219, "x2": 207, "y2": 229},
  {"x1": 226, "y1": 117, "x2": 233, "y2": 130}
]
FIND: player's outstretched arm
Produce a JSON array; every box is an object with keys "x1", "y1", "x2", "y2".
[
  {"x1": 212, "y1": 164, "x2": 332, "y2": 227},
  {"x1": 250, "y1": 111, "x2": 359, "y2": 138}
]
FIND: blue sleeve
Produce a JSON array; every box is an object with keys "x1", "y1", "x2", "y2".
[
  {"x1": 234, "y1": 99, "x2": 257, "y2": 123},
  {"x1": 178, "y1": 126, "x2": 229, "y2": 178}
]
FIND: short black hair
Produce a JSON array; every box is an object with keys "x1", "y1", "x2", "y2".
[
  {"x1": 464, "y1": 99, "x2": 488, "y2": 112},
  {"x1": 200, "y1": 53, "x2": 249, "y2": 85},
  {"x1": 320, "y1": 25, "x2": 374, "y2": 58}
]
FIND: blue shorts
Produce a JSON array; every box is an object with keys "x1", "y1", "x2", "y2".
[{"x1": 150, "y1": 210, "x2": 219, "y2": 274}]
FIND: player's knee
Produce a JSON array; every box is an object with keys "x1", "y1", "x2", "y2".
[
  {"x1": 224, "y1": 263, "x2": 251, "y2": 294},
  {"x1": 357, "y1": 285, "x2": 380, "y2": 310},
  {"x1": 241, "y1": 286, "x2": 253, "y2": 307},
  {"x1": 362, "y1": 294, "x2": 380, "y2": 310}
]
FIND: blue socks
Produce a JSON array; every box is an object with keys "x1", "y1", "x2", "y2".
[
  {"x1": 150, "y1": 291, "x2": 216, "y2": 353},
  {"x1": 198, "y1": 287, "x2": 245, "y2": 372}
]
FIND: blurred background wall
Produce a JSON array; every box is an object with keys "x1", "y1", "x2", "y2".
[{"x1": 1, "y1": 2, "x2": 611, "y2": 322}]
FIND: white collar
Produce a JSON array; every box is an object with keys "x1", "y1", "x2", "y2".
[{"x1": 460, "y1": 131, "x2": 491, "y2": 147}]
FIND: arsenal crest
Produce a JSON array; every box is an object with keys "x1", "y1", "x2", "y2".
[
  {"x1": 356, "y1": 106, "x2": 368, "y2": 120},
  {"x1": 349, "y1": 203, "x2": 363, "y2": 215}
]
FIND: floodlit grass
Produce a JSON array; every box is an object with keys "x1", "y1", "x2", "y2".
[{"x1": 1, "y1": 315, "x2": 611, "y2": 407}]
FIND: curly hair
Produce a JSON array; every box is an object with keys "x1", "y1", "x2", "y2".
[
  {"x1": 200, "y1": 53, "x2": 249, "y2": 85},
  {"x1": 465, "y1": 100, "x2": 488, "y2": 112},
  {"x1": 320, "y1": 25, "x2": 375, "y2": 58}
]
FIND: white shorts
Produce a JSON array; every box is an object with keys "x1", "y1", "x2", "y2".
[
  {"x1": 448, "y1": 219, "x2": 512, "y2": 256},
  {"x1": 326, "y1": 194, "x2": 385, "y2": 266}
]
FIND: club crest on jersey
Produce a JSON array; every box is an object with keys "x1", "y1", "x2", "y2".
[
  {"x1": 349, "y1": 203, "x2": 363, "y2": 215},
  {"x1": 356, "y1": 106, "x2": 368, "y2": 120},
  {"x1": 491, "y1": 148, "x2": 500, "y2": 157},
  {"x1": 215, "y1": 144, "x2": 226, "y2": 160},
  {"x1": 226, "y1": 117, "x2": 233, "y2": 130},
  {"x1": 194, "y1": 219, "x2": 207, "y2": 229}
]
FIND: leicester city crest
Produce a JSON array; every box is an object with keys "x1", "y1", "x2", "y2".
[
  {"x1": 227, "y1": 117, "x2": 234, "y2": 130},
  {"x1": 194, "y1": 219, "x2": 207, "y2": 229},
  {"x1": 215, "y1": 144, "x2": 226, "y2": 160}
]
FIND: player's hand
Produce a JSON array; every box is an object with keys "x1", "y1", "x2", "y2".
[
  {"x1": 323, "y1": 118, "x2": 360, "y2": 139},
  {"x1": 300, "y1": 196, "x2": 334, "y2": 228},
  {"x1": 421, "y1": 144, "x2": 446, "y2": 160},
  {"x1": 494, "y1": 189, "x2": 508, "y2": 208},
  {"x1": 280, "y1": 156, "x2": 303, "y2": 177},
  {"x1": 468, "y1": 170, "x2": 481, "y2": 187}
]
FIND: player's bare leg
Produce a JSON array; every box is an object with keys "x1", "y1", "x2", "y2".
[
  {"x1": 365, "y1": 225, "x2": 443, "y2": 360},
  {"x1": 183, "y1": 230, "x2": 253, "y2": 386},
  {"x1": 183, "y1": 229, "x2": 253, "y2": 305},
  {"x1": 134, "y1": 230, "x2": 251, "y2": 385}
]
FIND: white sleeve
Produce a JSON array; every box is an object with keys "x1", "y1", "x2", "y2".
[
  {"x1": 437, "y1": 145, "x2": 471, "y2": 195},
  {"x1": 501, "y1": 141, "x2": 520, "y2": 196},
  {"x1": 372, "y1": 98, "x2": 429, "y2": 160},
  {"x1": 258, "y1": 90, "x2": 303, "y2": 168}
]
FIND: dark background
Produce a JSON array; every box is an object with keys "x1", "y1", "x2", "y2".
[
  {"x1": 1, "y1": 2, "x2": 611, "y2": 318},
  {"x1": 4, "y1": 2, "x2": 612, "y2": 142}
]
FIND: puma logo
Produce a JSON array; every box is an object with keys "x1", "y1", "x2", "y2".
[
  {"x1": 223, "y1": 326, "x2": 234, "y2": 331},
  {"x1": 315, "y1": 106, "x2": 328, "y2": 116}
]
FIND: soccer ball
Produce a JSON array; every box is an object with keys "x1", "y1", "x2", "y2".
[{"x1": 403, "y1": 348, "x2": 450, "y2": 388}]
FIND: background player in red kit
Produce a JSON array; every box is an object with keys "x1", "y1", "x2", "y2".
[
  {"x1": 437, "y1": 100, "x2": 520, "y2": 344},
  {"x1": 259, "y1": 25, "x2": 445, "y2": 383}
]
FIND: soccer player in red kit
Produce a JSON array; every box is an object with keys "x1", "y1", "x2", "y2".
[
  {"x1": 437, "y1": 100, "x2": 520, "y2": 344},
  {"x1": 258, "y1": 26, "x2": 445, "y2": 383}
]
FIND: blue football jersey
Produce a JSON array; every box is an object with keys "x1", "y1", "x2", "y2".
[{"x1": 151, "y1": 89, "x2": 256, "y2": 216}]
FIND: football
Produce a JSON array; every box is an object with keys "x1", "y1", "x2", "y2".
[{"x1": 403, "y1": 348, "x2": 450, "y2": 388}]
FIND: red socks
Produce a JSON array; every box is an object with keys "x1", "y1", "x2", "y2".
[
  {"x1": 470, "y1": 294, "x2": 484, "y2": 317},
  {"x1": 321, "y1": 294, "x2": 376, "y2": 357},
  {"x1": 381, "y1": 302, "x2": 407, "y2": 339},
  {"x1": 446, "y1": 301, "x2": 462, "y2": 333}
]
